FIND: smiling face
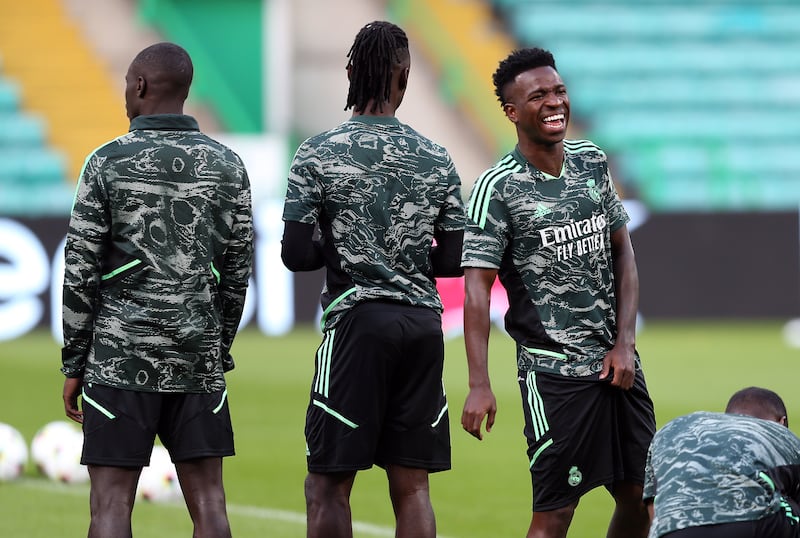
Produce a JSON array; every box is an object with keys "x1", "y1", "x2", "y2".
[{"x1": 502, "y1": 65, "x2": 570, "y2": 147}]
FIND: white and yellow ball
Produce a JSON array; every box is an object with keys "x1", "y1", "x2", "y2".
[
  {"x1": 0, "y1": 422, "x2": 28, "y2": 481},
  {"x1": 31, "y1": 420, "x2": 88, "y2": 484},
  {"x1": 136, "y1": 444, "x2": 182, "y2": 503}
]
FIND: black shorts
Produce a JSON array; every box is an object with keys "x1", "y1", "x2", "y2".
[
  {"x1": 81, "y1": 382, "x2": 234, "y2": 467},
  {"x1": 664, "y1": 505, "x2": 800, "y2": 538},
  {"x1": 519, "y1": 367, "x2": 655, "y2": 511},
  {"x1": 305, "y1": 301, "x2": 450, "y2": 473}
]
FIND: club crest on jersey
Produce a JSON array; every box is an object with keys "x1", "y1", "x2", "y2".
[{"x1": 568, "y1": 465, "x2": 583, "y2": 487}]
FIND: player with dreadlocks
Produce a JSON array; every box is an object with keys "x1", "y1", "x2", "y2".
[
  {"x1": 281, "y1": 20, "x2": 465, "y2": 538},
  {"x1": 344, "y1": 21, "x2": 408, "y2": 114}
]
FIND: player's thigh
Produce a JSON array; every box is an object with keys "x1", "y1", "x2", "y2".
[
  {"x1": 615, "y1": 367, "x2": 656, "y2": 481},
  {"x1": 519, "y1": 371, "x2": 618, "y2": 511},
  {"x1": 305, "y1": 302, "x2": 402, "y2": 471},
  {"x1": 174, "y1": 457, "x2": 225, "y2": 498},
  {"x1": 376, "y1": 305, "x2": 449, "y2": 471},
  {"x1": 81, "y1": 383, "x2": 160, "y2": 467},
  {"x1": 157, "y1": 390, "x2": 234, "y2": 462}
]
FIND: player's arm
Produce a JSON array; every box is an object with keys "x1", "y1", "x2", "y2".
[
  {"x1": 218, "y1": 168, "x2": 255, "y2": 370},
  {"x1": 61, "y1": 153, "x2": 108, "y2": 422},
  {"x1": 600, "y1": 224, "x2": 639, "y2": 389},
  {"x1": 431, "y1": 229, "x2": 464, "y2": 277},
  {"x1": 63, "y1": 378, "x2": 83, "y2": 424},
  {"x1": 281, "y1": 221, "x2": 324, "y2": 271},
  {"x1": 461, "y1": 266, "x2": 498, "y2": 440}
]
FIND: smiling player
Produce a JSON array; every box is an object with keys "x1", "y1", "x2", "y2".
[{"x1": 460, "y1": 47, "x2": 656, "y2": 538}]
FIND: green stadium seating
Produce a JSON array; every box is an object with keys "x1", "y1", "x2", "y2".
[
  {"x1": 0, "y1": 79, "x2": 20, "y2": 112},
  {"x1": 491, "y1": 1, "x2": 800, "y2": 211},
  {"x1": 0, "y1": 113, "x2": 47, "y2": 146},
  {"x1": 0, "y1": 62, "x2": 70, "y2": 215},
  {"x1": 0, "y1": 148, "x2": 67, "y2": 185}
]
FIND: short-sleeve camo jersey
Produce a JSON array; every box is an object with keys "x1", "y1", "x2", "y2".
[
  {"x1": 62, "y1": 114, "x2": 254, "y2": 393},
  {"x1": 462, "y1": 140, "x2": 630, "y2": 377},
  {"x1": 283, "y1": 115, "x2": 464, "y2": 331},
  {"x1": 644, "y1": 411, "x2": 800, "y2": 537}
]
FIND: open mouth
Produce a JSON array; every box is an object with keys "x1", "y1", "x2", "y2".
[
  {"x1": 542, "y1": 113, "x2": 566, "y2": 130},
  {"x1": 542, "y1": 114, "x2": 566, "y2": 130}
]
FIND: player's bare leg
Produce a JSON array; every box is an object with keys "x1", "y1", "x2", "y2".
[
  {"x1": 87, "y1": 465, "x2": 141, "y2": 538},
  {"x1": 607, "y1": 480, "x2": 650, "y2": 538},
  {"x1": 305, "y1": 471, "x2": 357, "y2": 538},
  {"x1": 526, "y1": 502, "x2": 577, "y2": 538},
  {"x1": 386, "y1": 464, "x2": 436, "y2": 538},
  {"x1": 175, "y1": 457, "x2": 231, "y2": 538}
]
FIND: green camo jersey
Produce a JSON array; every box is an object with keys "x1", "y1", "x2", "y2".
[
  {"x1": 644, "y1": 411, "x2": 800, "y2": 537},
  {"x1": 462, "y1": 140, "x2": 630, "y2": 377},
  {"x1": 282, "y1": 115, "x2": 465, "y2": 331},
  {"x1": 61, "y1": 114, "x2": 254, "y2": 393}
]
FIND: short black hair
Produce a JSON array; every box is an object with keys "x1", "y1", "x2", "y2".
[
  {"x1": 345, "y1": 21, "x2": 409, "y2": 114},
  {"x1": 132, "y1": 42, "x2": 193, "y2": 98},
  {"x1": 726, "y1": 386, "x2": 788, "y2": 426},
  {"x1": 493, "y1": 47, "x2": 557, "y2": 105}
]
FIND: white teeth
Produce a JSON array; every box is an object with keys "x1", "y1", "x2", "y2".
[{"x1": 543, "y1": 114, "x2": 564, "y2": 122}]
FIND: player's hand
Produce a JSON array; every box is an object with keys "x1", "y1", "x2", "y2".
[
  {"x1": 62, "y1": 377, "x2": 84, "y2": 424},
  {"x1": 599, "y1": 346, "x2": 636, "y2": 390},
  {"x1": 461, "y1": 385, "x2": 497, "y2": 440}
]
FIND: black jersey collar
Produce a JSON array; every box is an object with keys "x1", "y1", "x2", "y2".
[
  {"x1": 347, "y1": 115, "x2": 401, "y2": 126},
  {"x1": 129, "y1": 114, "x2": 200, "y2": 132}
]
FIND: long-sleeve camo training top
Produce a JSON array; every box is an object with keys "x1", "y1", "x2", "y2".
[{"x1": 61, "y1": 114, "x2": 254, "y2": 393}]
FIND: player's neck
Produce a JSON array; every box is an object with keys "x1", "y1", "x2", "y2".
[
  {"x1": 352, "y1": 97, "x2": 399, "y2": 118},
  {"x1": 518, "y1": 140, "x2": 564, "y2": 177}
]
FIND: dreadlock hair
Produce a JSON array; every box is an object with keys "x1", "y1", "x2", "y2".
[
  {"x1": 726, "y1": 386, "x2": 788, "y2": 426},
  {"x1": 345, "y1": 21, "x2": 409, "y2": 114},
  {"x1": 492, "y1": 48, "x2": 557, "y2": 106}
]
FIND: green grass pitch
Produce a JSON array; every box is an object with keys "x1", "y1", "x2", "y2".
[{"x1": 1, "y1": 320, "x2": 798, "y2": 537}]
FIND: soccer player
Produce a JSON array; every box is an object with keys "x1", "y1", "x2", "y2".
[
  {"x1": 645, "y1": 387, "x2": 800, "y2": 537},
  {"x1": 460, "y1": 47, "x2": 655, "y2": 537},
  {"x1": 61, "y1": 42, "x2": 253, "y2": 538},
  {"x1": 280, "y1": 21, "x2": 465, "y2": 538}
]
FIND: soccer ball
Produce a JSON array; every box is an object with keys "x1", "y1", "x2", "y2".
[
  {"x1": 31, "y1": 420, "x2": 89, "y2": 484},
  {"x1": 0, "y1": 422, "x2": 28, "y2": 481},
  {"x1": 136, "y1": 445, "x2": 182, "y2": 503},
  {"x1": 31, "y1": 420, "x2": 76, "y2": 475}
]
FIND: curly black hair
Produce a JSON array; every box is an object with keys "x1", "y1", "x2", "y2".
[
  {"x1": 345, "y1": 21, "x2": 409, "y2": 114},
  {"x1": 492, "y1": 48, "x2": 557, "y2": 106}
]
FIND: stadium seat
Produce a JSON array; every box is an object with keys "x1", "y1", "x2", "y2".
[
  {"x1": 0, "y1": 79, "x2": 20, "y2": 112},
  {"x1": 0, "y1": 148, "x2": 67, "y2": 185},
  {"x1": 0, "y1": 114, "x2": 47, "y2": 146},
  {"x1": 491, "y1": 0, "x2": 800, "y2": 211}
]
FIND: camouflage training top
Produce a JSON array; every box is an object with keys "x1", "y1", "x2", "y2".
[
  {"x1": 461, "y1": 141, "x2": 631, "y2": 377},
  {"x1": 282, "y1": 115, "x2": 464, "y2": 331},
  {"x1": 644, "y1": 411, "x2": 800, "y2": 537},
  {"x1": 61, "y1": 114, "x2": 254, "y2": 393}
]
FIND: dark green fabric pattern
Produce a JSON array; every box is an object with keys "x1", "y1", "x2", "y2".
[
  {"x1": 283, "y1": 115, "x2": 465, "y2": 331},
  {"x1": 462, "y1": 139, "x2": 630, "y2": 377},
  {"x1": 61, "y1": 114, "x2": 254, "y2": 393},
  {"x1": 644, "y1": 411, "x2": 800, "y2": 537}
]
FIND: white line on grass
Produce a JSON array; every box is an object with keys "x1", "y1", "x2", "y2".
[{"x1": 14, "y1": 478, "x2": 455, "y2": 538}]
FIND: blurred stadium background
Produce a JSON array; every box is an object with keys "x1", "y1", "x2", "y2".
[{"x1": 0, "y1": 0, "x2": 799, "y2": 536}]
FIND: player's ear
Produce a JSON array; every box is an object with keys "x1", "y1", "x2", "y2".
[
  {"x1": 136, "y1": 76, "x2": 147, "y2": 98},
  {"x1": 780, "y1": 415, "x2": 788, "y2": 427},
  {"x1": 398, "y1": 67, "x2": 409, "y2": 91},
  {"x1": 503, "y1": 102, "x2": 518, "y2": 123}
]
